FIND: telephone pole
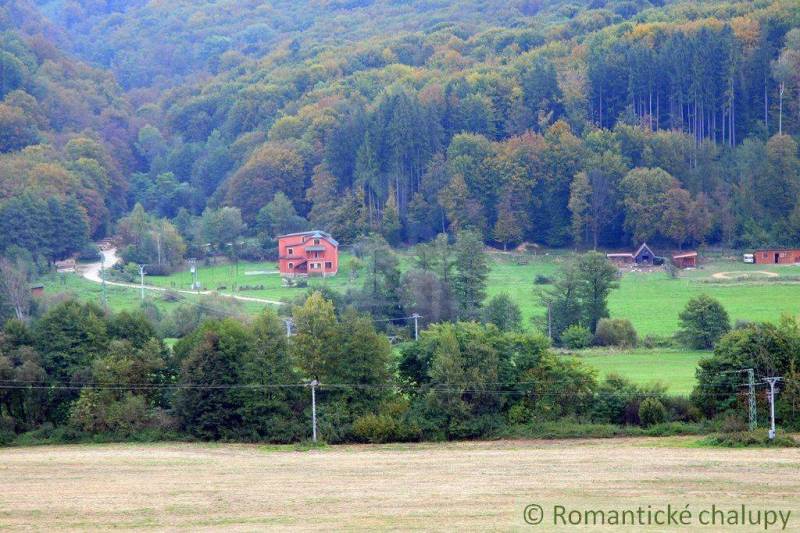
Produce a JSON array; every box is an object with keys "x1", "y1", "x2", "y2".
[
  {"x1": 411, "y1": 313, "x2": 421, "y2": 341},
  {"x1": 308, "y1": 379, "x2": 319, "y2": 443},
  {"x1": 747, "y1": 368, "x2": 757, "y2": 431},
  {"x1": 765, "y1": 376, "x2": 783, "y2": 440},
  {"x1": 138, "y1": 264, "x2": 146, "y2": 302},
  {"x1": 189, "y1": 259, "x2": 198, "y2": 291},
  {"x1": 547, "y1": 302, "x2": 552, "y2": 341}
]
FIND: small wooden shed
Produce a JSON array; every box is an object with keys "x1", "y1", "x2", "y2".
[
  {"x1": 672, "y1": 251, "x2": 698, "y2": 269},
  {"x1": 606, "y1": 252, "x2": 634, "y2": 265},
  {"x1": 632, "y1": 243, "x2": 656, "y2": 265}
]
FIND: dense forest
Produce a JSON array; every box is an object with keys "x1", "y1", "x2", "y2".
[{"x1": 1, "y1": 0, "x2": 800, "y2": 261}]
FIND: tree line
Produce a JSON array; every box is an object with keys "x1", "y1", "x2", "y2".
[{"x1": 1, "y1": 289, "x2": 798, "y2": 445}]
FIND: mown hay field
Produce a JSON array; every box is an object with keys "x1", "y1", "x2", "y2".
[{"x1": 0, "y1": 439, "x2": 798, "y2": 531}]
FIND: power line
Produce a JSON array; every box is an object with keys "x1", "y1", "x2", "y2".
[{"x1": 0, "y1": 379, "x2": 747, "y2": 396}]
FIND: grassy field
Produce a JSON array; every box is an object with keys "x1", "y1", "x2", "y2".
[
  {"x1": 485, "y1": 251, "x2": 800, "y2": 337},
  {"x1": 37, "y1": 272, "x2": 268, "y2": 317},
  {"x1": 43, "y1": 250, "x2": 800, "y2": 339},
  {"x1": 0, "y1": 439, "x2": 798, "y2": 530},
  {"x1": 562, "y1": 349, "x2": 708, "y2": 395}
]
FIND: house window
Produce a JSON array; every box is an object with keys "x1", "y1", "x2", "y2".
[
  {"x1": 288, "y1": 263, "x2": 294, "y2": 269},
  {"x1": 288, "y1": 247, "x2": 294, "y2": 255},
  {"x1": 325, "y1": 261, "x2": 332, "y2": 269},
  {"x1": 314, "y1": 239, "x2": 320, "y2": 245}
]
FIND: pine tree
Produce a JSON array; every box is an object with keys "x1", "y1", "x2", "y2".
[
  {"x1": 452, "y1": 230, "x2": 489, "y2": 320},
  {"x1": 381, "y1": 186, "x2": 402, "y2": 245}
]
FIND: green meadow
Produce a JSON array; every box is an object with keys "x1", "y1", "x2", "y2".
[
  {"x1": 37, "y1": 249, "x2": 800, "y2": 395},
  {"x1": 562, "y1": 348, "x2": 709, "y2": 395}
]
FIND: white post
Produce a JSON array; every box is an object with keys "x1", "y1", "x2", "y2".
[
  {"x1": 412, "y1": 313, "x2": 420, "y2": 341},
  {"x1": 766, "y1": 377, "x2": 782, "y2": 440},
  {"x1": 138, "y1": 265, "x2": 145, "y2": 301},
  {"x1": 310, "y1": 379, "x2": 319, "y2": 443}
]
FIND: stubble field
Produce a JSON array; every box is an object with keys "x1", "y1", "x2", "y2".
[{"x1": 1, "y1": 439, "x2": 798, "y2": 531}]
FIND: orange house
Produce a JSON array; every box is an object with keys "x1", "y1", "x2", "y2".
[
  {"x1": 753, "y1": 249, "x2": 800, "y2": 265},
  {"x1": 278, "y1": 230, "x2": 339, "y2": 277}
]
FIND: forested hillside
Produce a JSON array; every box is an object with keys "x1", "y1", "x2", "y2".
[
  {"x1": 0, "y1": 0, "x2": 136, "y2": 259},
  {"x1": 1, "y1": 0, "x2": 800, "y2": 264}
]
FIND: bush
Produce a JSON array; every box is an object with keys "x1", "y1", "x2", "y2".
[
  {"x1": 701, "y1": 430, "x2": 798, "y2": 448},
  {"x1": 560, "y1": 324, "x2": 593, "y2": 349},
  {"x1": 718, "y1": 412, "x2": 747, "y2": 433},
  {"x1": 352, "y1": 414, "x2": 401, "y2": 443},
  {"x1": 161, "y1": 290, "x2": 183, "y2": 302},
  {"x1": 594, "y1": 318, "x2": 637, "y2": 347},
  {"x1": 534, "y1": 274, "x2": 552, "y2": 285},
  {"x1": 638, "y1": 397, "x2": 668, "y2": 427},
  {"x1": 641, "y1": 335, "x2": 675, "y2": 349}
]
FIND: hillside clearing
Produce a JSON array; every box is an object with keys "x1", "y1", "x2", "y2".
[{"x1": 0, "y1": 440, "x2": 797, "y2": 531}]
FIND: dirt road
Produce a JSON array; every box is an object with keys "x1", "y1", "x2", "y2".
[{"x1": 81, "y1": 248, "x2": 284, "y2": 306}]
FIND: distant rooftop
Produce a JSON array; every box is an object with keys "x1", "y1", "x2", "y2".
[{"x1": 278, "y1": 230, "x2": 339, "y2": 246}]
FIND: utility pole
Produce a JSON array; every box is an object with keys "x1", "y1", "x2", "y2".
[
  {"x1": 189, "y1": 259, "x2": 198, "y2": 291},
  {"x1": 412, "y1": 313, "x2": 421, "y2": 341},
  {"x1": 547, "y1": 302, "x2": 552, "y2": 341},
  {"x1": 747, "y1": 368, "x2": 757, "y2": 431},
  {"x1": 138, "y1": 264, "x2": 146, "y2": 302},
  {"x1": 765, "y1": 377, "x2": 783, "y2": 440},
  {"x1": 309, "y1": 379, "x2": 319, "y2": 443}
]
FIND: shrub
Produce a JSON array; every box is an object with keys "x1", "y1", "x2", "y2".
[
  {"x1": 701, "y1": 430, "x2": 798, "y2": 448},
  {"x1": 352, "y1": 414, "x2": 401, "y2": 443},
  {"x1": 161, "y1": 290, "x2": 183, "y2": 302},
  {"x1": 638, "y1": 397, "x2": 668, "y2": 427},
  {"x1": 719, "y1": 412, "x2": 747, "y2": 433},
  {"x1": 560, "y1": 324, "x2": 593, "y2": 349},
  {"x1": 641, "y1": 334, "x2": 675, "y2": 349},
  {"x1": 507, "y1": 403, "x2": 533, "y2": 425},
  {"x1": 594, "y1": 318, "x2": 637, "y2": 347},
  {"x1": 534, "y1": 274, "x2": 552, "y2": 285},
  {"x1": 677, "y1": 294, "x2": 730, "y2": 349}
]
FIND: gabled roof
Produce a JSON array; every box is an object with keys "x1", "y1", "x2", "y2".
[
  {"x1": 633, "y1": 243, "x2": 654, "y2": 258},
  {"x1": 277, "y1": 230, "x2": 339, "y2": 246}
]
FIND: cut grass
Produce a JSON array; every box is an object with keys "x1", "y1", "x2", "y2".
[
  {"x1": 562, "y1": 348, "x2": 708, "y2": 395},
  {"x1": 1, "y1": 440, "x2": 798, "y2": 530}
]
